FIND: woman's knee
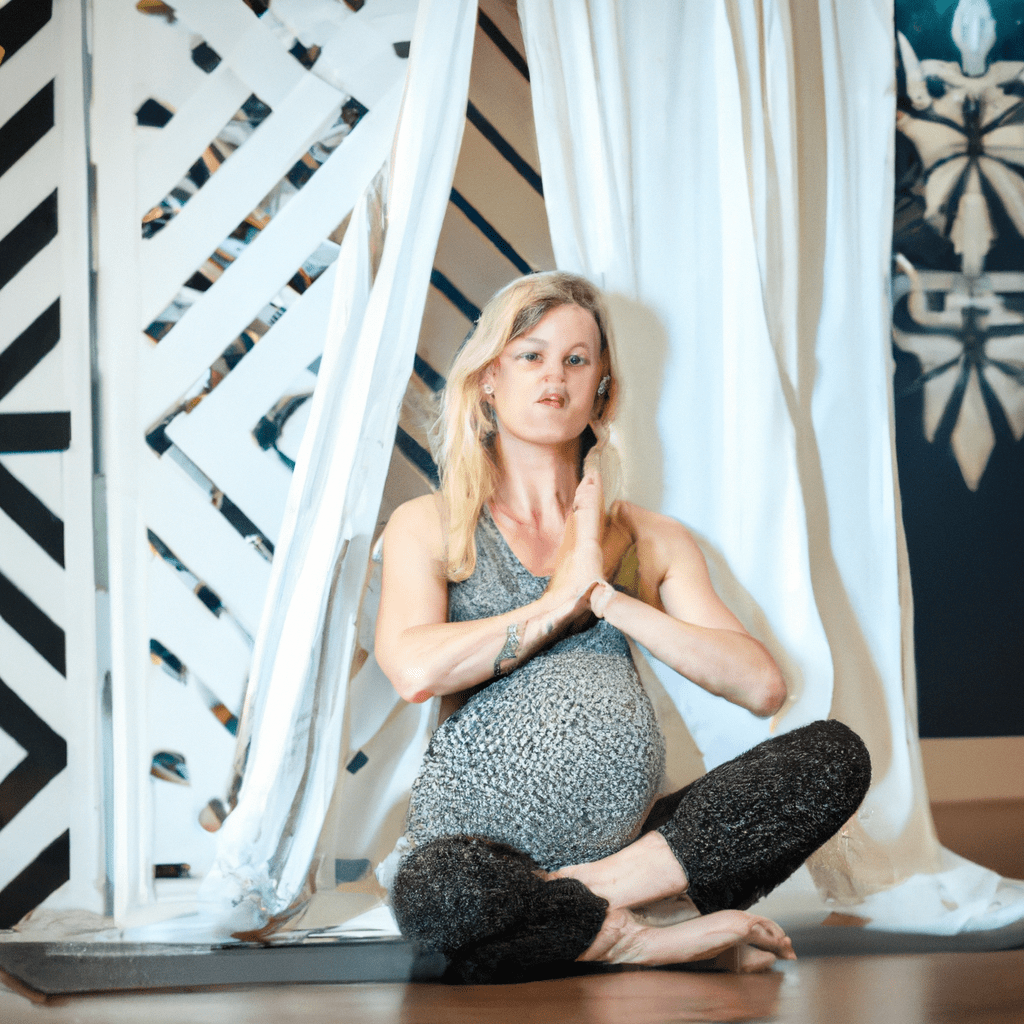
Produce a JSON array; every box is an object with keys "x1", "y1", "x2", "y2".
[
  {"x1": 391, "y1": 835, "x2": 608, "y2": 983},
  {"x1": 653, "y1": 719, "x2": 872, "y2": 914},
  {"x1": 791, "y1": 719, "x2": 871, "y2": 810}
]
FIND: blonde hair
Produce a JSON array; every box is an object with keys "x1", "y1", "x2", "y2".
[{"x1": 433, "y1": 272, "x2": 621, "y2": 582}]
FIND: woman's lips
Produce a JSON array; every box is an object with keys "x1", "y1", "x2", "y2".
[{"x1": 538, "y1": 393, "x2": 565, "y2": 407}]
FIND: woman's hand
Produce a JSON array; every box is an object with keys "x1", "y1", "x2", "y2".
[
  {"x1": 589, "y1": 579, "x2": 619, "y2": 619},
  {"x1": 378, "y1": 491, "x2": 612, "y2": 704},
  {"x1": 544, "y1": 469, "x2": 608, "y2": 634},
  {"x1": 548, "y1": 469, "x2": 607, "y2": 593},
  {"x1": 558, "y1": 468, "x2": 625, "y2": 623},
  {"x1": 572, "y1": 466, "x2": 606, "y2": 566}
]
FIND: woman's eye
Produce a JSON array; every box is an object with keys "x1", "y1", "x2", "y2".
[
  {"x1": 521, "y1": 352, "x2": 540, "y2": 362},
  {"x1": 567, "y1": 354, "x2": 586, "y2": 366}
]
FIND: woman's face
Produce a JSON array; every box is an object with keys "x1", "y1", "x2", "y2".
[{"x1": 485, "y1": 303, "x2": 604, "y2": 449}]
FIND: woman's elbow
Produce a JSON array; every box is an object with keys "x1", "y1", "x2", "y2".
[
  {"x1": 385, "y1": 661, "x2": 437, "y2": 705},
  {"x1": 376, "y1": 628, "x2": 437, "y2": 703},
  {"x1": 749, "y1": 664, "x2": 787, "y2": 717}
]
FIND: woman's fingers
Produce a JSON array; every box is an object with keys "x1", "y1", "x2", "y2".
[
  {"x1": 592, "y1": 467, "x2": 605, "y2": 510},
  {"x1": 574, "y1": 472, "x2": 605, "y2": 553},
  {"x1": 548, "y1": 471, "x2": 607, "y2": 600},
  {"x1": 574, "y1": 469, "x2": 603, "y2": 508}
]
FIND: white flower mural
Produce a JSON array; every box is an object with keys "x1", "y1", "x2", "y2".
[
  {"x1": 892, "y1": 261, "x2": 1024, "y2": 489},
  {"x1": 896, "y1": 29, "x2": 1024, "y2": 276},
  {"x1": 893, "y1": 0, "x2": 1024, "y2": 489}
]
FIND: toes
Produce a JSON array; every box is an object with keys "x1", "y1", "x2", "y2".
[
  {"x1": 735, "y1": 945, "x2": 778, "y2": 973},
  {"x1": 576, "y1": 908, "x2": 630, "y2": 962},
  {"x1": 747, "y1": 919, "x2": 794, "y2": 958}
]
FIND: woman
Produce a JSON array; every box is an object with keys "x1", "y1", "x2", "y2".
[{"x1": 375, "y1": 272, "x2": 870, "y2": 981}]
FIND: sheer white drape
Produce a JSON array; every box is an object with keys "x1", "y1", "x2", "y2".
[
  {"x1": 189, "y1": 0, "x2": 479, "y2": 935},
  {"x1": 519, "y1": 0, "x2": 1024, "y2": 934}
]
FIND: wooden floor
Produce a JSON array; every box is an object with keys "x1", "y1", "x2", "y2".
[
  {"x1": 1, "y1": 800, "x2": 1020, "y2": 1023},
  {"x1": 1, "y1": 950, "x2": 1022, "y2": 1024}
]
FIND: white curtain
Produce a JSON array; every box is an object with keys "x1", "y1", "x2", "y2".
[
  {"x1": 179, "y1": 0, "x2": 479, "y2": 937},
  {"x1": 519, "y1": 0, "x2": 1024, "y2": 935}
]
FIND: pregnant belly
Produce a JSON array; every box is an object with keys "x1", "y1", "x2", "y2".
[{"x1": 406, "y1": 649, "x2": 665, "y2": 869}]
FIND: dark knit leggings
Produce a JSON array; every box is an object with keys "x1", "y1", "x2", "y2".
[
  {"x1": 643, "y1": 718, "x2": 871, "y2": 914},
  {"x1": 392, "y1": 719, "x2": 871, "y2": 982}
]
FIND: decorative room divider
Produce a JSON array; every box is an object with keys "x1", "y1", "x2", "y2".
[
  {"x1": 0, "y1": 0, "x2": 101, "y2": 928},
  {"x1": 69, "y1": 0, "x2": 548, "y2": 927},
  {"x1": 890, "y1": 0, "x2": 1024, "y2": 740}
]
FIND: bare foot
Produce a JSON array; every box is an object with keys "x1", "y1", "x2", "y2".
[
  {"x1": 709, "y1": 943, "x2": 781, "y2": 973},
  {"x1": 578, "y1": 908, "x2": 796, "y2": 968},
  {"x1": 551, "y1": 832, "x2": 688, "y2": 909}
]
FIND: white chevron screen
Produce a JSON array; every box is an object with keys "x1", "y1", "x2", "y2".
[
  {"x1": 92, "y1": 0, "x2": 415, "y2": 917},
  {"x1": 83, "y1": 0, "x2": 554, "y2": 921}
]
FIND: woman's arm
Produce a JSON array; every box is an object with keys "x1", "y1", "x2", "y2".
[
  {"x1": 375, "y1": 495, "x2": 598, "y2": 703},
  {"x1": 591, "y1": 504, "x2": 786, "y2": 717}
]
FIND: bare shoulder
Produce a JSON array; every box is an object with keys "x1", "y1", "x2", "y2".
[
  {"x1": 383, "y1": 494, "x2": 446, "y2": 565},
  {"x1": 613, "y1": 500, "x2": 743, "y2": 630},
  {"x1": 378, "y1": 495, "x2": 449, "y2": 636},
  {"x1": 386, "y1": 494, "x2": 443, "y2": 537},
  {"x1": 611, "y1": 500, "x2": 705, "y2": 564}
]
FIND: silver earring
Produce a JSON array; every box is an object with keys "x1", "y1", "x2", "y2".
[
  {"x1": 597, "y1": 375, "x2": 611, "y2": 397},
  {"x1": 483, "y1": 384, "x2": 494, "y2": 395}
]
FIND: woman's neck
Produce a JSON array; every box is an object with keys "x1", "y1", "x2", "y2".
[{"x1": 489, "y1": 435, "x2": 580, "y2": 535}]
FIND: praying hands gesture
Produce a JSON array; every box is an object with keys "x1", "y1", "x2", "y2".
[
  {"x1": 375, "y1": 468, "x2": 627, "y2": 704},
  {"x1": 552, "y1": 465, "x2": 787, "y2": 719},
  {"x1": 545, "y1": 466, "x2": 617, "y2": 633}
]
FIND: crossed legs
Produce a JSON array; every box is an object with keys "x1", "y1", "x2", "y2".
[
  {"x1": 556, "y1": 719, "x2": 871, "y2": 968},
  {"x1": 392, "y1": 719, "x2": 871, "y2": 981}
]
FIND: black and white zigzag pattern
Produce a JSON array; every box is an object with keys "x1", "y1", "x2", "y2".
[{"x1": 0, "y1": 0, "x2": 71, "y2": 928}]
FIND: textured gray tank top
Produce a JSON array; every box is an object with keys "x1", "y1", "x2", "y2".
[{"x1": 403, "y1": 507, "x2": 666, "y2": 871}]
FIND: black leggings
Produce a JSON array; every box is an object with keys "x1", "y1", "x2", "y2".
[
  {"x1": 392, "y1": 719, "x2": 871, "y2": 982},
  {"x1": 646, "y1": 718, "x2": 871, "y2": 914}
]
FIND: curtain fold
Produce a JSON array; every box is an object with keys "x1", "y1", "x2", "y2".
[
  {"x1": 187, "y1": 0, "x2": 479, "y2": 937},
  {"x1": 518, "y1": 0, "x2": 1024, "y2": 934},
  {"x1": 520, "y1": 0, "x2": 833, "y2": 766}
]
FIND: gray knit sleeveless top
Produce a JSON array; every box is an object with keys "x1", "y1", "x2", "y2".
[{"x1": 403, "y1": 507, "x2": 666, "y2": 871}]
